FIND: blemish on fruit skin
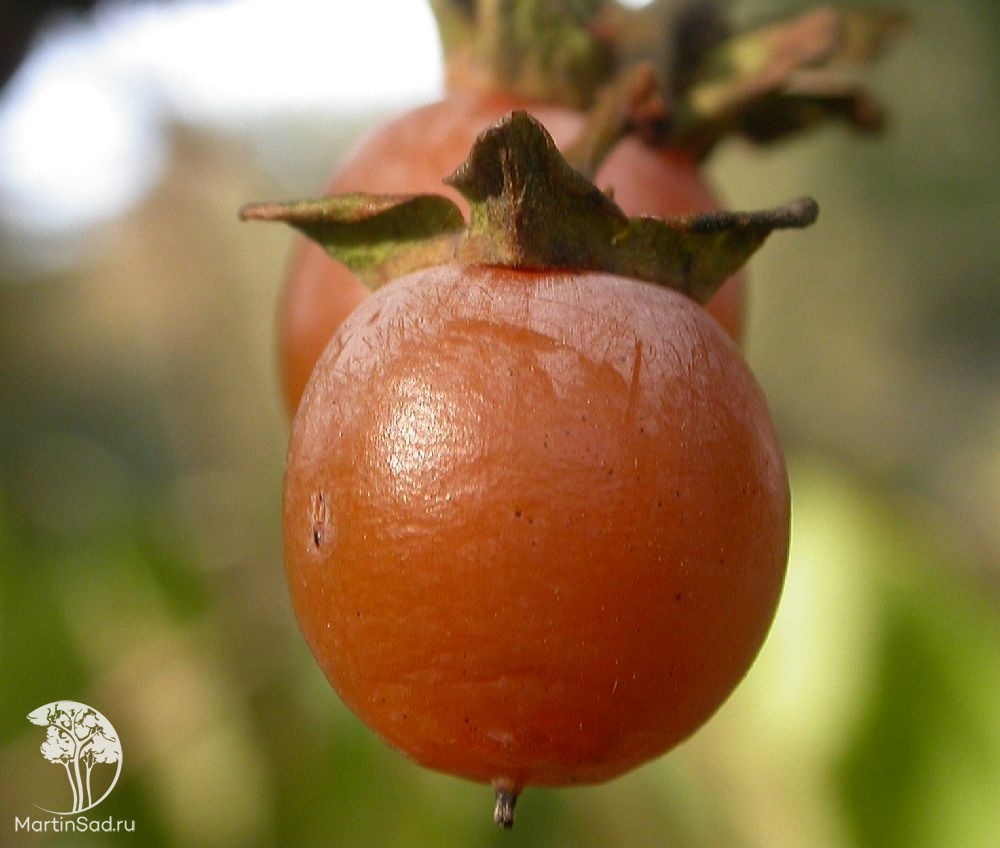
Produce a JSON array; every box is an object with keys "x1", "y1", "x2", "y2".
[{"x1": 310, "y1": 492, "x2": 328, "y2": 549}]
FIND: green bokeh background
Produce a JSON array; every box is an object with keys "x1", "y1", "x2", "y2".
[{"x1": 1, "y1": 1, "x2": 998, "y2": 846}]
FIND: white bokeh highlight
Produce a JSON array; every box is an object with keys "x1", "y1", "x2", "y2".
[{"x1": 0, "y1": 0, "x2": 443, "y2": 236}]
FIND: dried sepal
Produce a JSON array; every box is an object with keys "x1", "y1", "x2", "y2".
[
  {"x1": 674, "y1": 6, "x2": 909, "y2": 156},
  {"x1": 238, "y1": 194, "x2": 466, "y2": 291}
]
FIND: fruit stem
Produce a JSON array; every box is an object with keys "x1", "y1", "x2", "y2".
[
  {"x1": 561, "y1": 62, "x2": 668, "y2": 180},
  {"x1": 429, "y1": 0, "x2": 613, "y2": 108},
  {"x1": 493, "y1": 785, "x2": 518, "y2": 830}
]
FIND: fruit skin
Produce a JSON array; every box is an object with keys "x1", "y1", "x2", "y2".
[
  {"x1": 284, "y1": 263, "x2": 788, "y2": 791},
  {"x1": 278, "y1": 94, "x2": 745, "y2": 415}
]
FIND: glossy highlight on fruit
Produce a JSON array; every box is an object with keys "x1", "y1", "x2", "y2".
[{"x1": 283, "y1": 262, "x2": 788, "y2": 799}]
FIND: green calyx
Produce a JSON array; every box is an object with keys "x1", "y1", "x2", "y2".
[{"x1": 240, "y1": 111, "x2": 816, "y2": 303}]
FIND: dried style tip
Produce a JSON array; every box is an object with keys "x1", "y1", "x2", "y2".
[{"x1": 493, "y1": 786, "x2": 518, "y2": 830}]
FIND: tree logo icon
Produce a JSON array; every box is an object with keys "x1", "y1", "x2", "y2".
[{"x1": 27, "y1": 702, "x2": 123, "y2": 815}]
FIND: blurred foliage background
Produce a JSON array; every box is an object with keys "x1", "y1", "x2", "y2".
[{"x1": 0, "y1": 1, "x2": 997, "y2": 846}]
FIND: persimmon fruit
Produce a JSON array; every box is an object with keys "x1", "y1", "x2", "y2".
[
  {"x1": 283, "y1": 264, "x2": 788, "y2": 819},
  {"x1": 242, "y1": 108, "x2": 821, "y2": 827}
]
